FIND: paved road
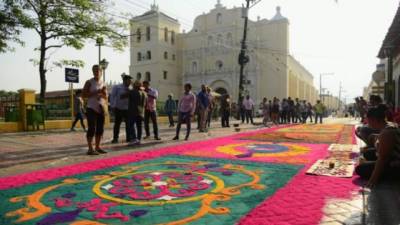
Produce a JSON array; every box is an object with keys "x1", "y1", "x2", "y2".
[{"x1": 0, "y1": 118, "x2": 268, "y2": 177}]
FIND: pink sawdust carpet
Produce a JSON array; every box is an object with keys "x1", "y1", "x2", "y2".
[{"x1": 0, "y1": 124, "x2": 360, "y2": 225}]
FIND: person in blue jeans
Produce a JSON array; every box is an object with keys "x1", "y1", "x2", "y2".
[
  {"x1": 173, "y1": 83, "x2": 196, "y2": 141},
  {"x1": 164, "y1": 94, "x2": 177, "y2": 127},
  {"x1": 143, "y1": 81, "x2": 161, "y2": 140},
  {"x1": 128, "y1": 80, "x2": 147, "y2": 145},
  {"x1": 71, "y1": 90, "x2": 86, "y2": 132}
]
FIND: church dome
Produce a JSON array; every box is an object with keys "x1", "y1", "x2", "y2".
[{"x1": 271, "y1": 6, "x2": 288, "y2": 21}]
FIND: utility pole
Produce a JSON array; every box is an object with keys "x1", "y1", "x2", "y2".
[
  {"x1": 238, "y1": 0, "x2": 251, "y2": 106},
  {"x1": 96, "y1": 37, "x2": 103, "y2": 68},
  {"x1": 338, "y1": 82, "x2": 342, "y2": 110},
  {"x1": 319, "y1": 73, "x2": 334, "y2": 101}
]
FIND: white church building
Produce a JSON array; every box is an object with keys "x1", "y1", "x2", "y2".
[{"x1": 129, "y1": 1, "x2": 318, "y2": 104}]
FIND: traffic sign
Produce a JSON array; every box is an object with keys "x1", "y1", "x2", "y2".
[{"x1": 65, "y1": 68, "x2": 79, "y2": 83}]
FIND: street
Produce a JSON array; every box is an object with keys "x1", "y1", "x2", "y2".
[{"x1": 1, "y1": 117, "x2": 399, "y2": 225}]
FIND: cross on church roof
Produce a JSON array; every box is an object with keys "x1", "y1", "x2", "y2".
[{"x1": 216, "y1": 0, "x2": 222, "y2": 8}]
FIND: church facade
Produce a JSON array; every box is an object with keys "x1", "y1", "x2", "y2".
[{"x1": 130, "y1": 2, "x2": 318, "y2": 104}]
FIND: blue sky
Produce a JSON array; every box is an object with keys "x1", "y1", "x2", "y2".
[{"x1": 0, "y1": 0, "x2": 398, "y2": 104}]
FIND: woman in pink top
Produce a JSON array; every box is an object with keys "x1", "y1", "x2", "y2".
[
  {"x1": 82, "y1": 65, "x2": 108, "y2": 155},
  {"x1": 173, "y1": 83, "x2": 196, "y2": 141}
]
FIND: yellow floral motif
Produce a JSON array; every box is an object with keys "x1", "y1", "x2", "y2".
[
  {"x1": 6, "y1": 161, "x2": 265, "y2": 225},
  {"x1": 278, "y1": 124, "x2": 344, "y2": 133},
  {"x1": 217, "y1": 142, "x2": 310, "y2": 158},
  {"x1": 93, "y1": 170, "x2": 225, "y2": 206},
  {"x1": 6, "y1": 179, "x2": 83, "y2": 223}
]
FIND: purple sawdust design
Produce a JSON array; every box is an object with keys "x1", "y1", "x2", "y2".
[
  {"x1": 204, "y1": 163, "x2": 220, "y2": 169},
  {"x1": 129, "y1": 210, "x2": 148, "y2": 218},
  {"x1": 36, "y1": 209, "x2": 82, "y2": 225},
  {"x1": 61, "y1": 192, "x2": 76, "y2": 198},
  {"x1": 222, "y1": 171, "x2": 234, "y2": 176},
  {"x1": 235, "y1": 152, "x2": 254, "y2": 158}
]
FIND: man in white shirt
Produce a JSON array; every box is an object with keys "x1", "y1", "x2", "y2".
[
  {"x1": 143, "y1": 81, "x2": 161, "y2": 140},
  {"x1": 110, "y1": 73, "x2": 131, "y2": 143},
  {"x1": 242, "y1": 95, "x2": 255, "y2": 124}
]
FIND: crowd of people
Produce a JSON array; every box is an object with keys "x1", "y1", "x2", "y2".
[
  {"x1": 71, "y1": 64, "x2": 400, "y2": 188},
  {"x1": 255, "y1": 97, "x2": 327, "y2": 126},
  {"x1": 73, "y1": 64, "x2": 332, "y2": 155},
  {"x1": 354, "y1": 95, "x2": 400, "y2": 187}
]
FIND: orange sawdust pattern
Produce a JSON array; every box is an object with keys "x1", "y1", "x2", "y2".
[{"x1": 241, "y1": 124, "x2": 354, "y2": 144}]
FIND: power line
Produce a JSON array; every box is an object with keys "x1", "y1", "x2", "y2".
[{"x1": 121, "y1": 0, "x2": 193, "y2": 28}]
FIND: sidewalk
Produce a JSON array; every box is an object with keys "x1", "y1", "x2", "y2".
[{"x1": 0, "y1": 118, "x2": 267, "y2": 177}]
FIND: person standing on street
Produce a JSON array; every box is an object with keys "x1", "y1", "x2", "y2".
[
  {"x1": 82, "y1": 65, "x2": 108, "y2": 155},
  {"x1": 110, "y1": 73, "x2": 131, "y2": 143},
  {"x1": 143, "y1": 81, "x2": 161, "y2": 140},
  {"x1": 220, "y1": 94, "x2": 231, "y2": 127},
  {"x1": 261, "y1": 97, "x2": 270, "y2": 127},
  {"x1": 271, "y1": 98, "x2": 280, "y2": 125},
  {"x1": 197, "y1": 85, "x2": 210, "y2": 132},
  {"x1": 164, "y1": 94, "x2": 177, "y2": 127},
  {"x1": 307, "y1": 102, "x2": 313, "y2": 123},
  {"x1": 206, "y1": 87, "x2": 214, "y2": 128},
  {"x1": 300, "y1": 100, "x2": 308, "y2": 123},
  {"x1": 128, "y1": 80, "x2": 147, "y2": 145},
  {"x1": 242, "y1": 95, "x2": 255, "y2": 124},
  {"x1": 314, "y1": 100, "x2": 326, "y2": 124},
  {"x1": 71, "y1": 90, "x2": 86, "y2": 132},
  {"x1": 173, "y1": 83, "x2": 196, "y2": 141}
]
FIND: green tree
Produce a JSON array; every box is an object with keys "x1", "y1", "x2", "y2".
[
  {"x1": 2, "y1": 0, "x2": 127, "y2": 102},
  {"x1": 0, "y1": 1, "x2": 23, "y2": 52},
  {"x1": 0, "y1": 90, "x2": 18, "y2": 97}
]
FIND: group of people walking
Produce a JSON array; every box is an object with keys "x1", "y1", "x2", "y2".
[
  {"x1": 72, "y1": 65, "x2": 160, "y2": 155},
  {"x1": 257, "y1": 97, "x2": 327, "y2": 126},
  {"x1": 74, "y1": 65, "x2": 214, "y2": 155},
  {"x1": 73, "y1": 64, "x2": 329, "y2": 155}
]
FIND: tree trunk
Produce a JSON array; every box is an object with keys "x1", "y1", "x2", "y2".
[
  {"x1": 39, "y1": 36, "x2": 47, "y2": 103},
  {"x1": 38, "y1": 0, "x2": 47, "y2": 103}
]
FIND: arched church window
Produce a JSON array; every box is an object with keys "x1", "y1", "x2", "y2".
[
  {"x1": 146, "y1": 26, "x2": 151, "y2": 41},
  {"x1": 145, "y1": 72, "x2": 151, "y2": 81},
  {"x1": 164, "y1": 27, "x2": 168, "y2": 42},
  {"x1": 216, "y1": 60, "x2": 223, "y2": 70},
  {"x1": 216, "y1": 13, "x2": 222, "y2": 24},
  {"x1": 226, "y1": 33, "x2": 233, "y2": 45},
  {"x1": 171, "y1": 31, "x2": 175, "y2": 45},
  {"x1": 147, "y1": 51, "x2": 151, "y2": 60},
  {"x1": 217, "y1": 34, "x2": 223, "y2": 46},
  {"x1": 208, "y1": 36, "x2": 213, "y2": 46},
  {"x1": 136, "y1": 28, "x2": 141, "y2": 42},
  {"x1": 192, "y1": 61, "x2": 198, "y2": 73}
]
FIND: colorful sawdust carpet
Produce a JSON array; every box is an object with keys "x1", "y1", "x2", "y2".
[
  {"x1": 278, "y1": 124, "x2": 346, "y2": 133},
  {"x1": 0, "y1": 155, "x2": 301, "y2": 225},
  {"x1": 242, "y1": 124, "x2": 354, "y2": 144},
  {"x1": 184, "y1": 141, "x2": 320, "y2": 165},
  {"x1": 0, "y1": 124, "x2": 359, "y2": 225}
]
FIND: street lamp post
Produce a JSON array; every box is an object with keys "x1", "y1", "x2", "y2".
[
  {"x1": 96, "y1": 37, "x2": 104, "y2": 66},
  {"x1": 237, "y1": 0, "x2": 261, "y2": 106},
  {"x1": 383, "y1": 46, "x2": 394, "y2": 105},
  {"x1": 319, "y1": 73, "x2": 334, "y2": 101},
  {"x1": 99, "y1": 58, "x2": 109, "y2": 83}
]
